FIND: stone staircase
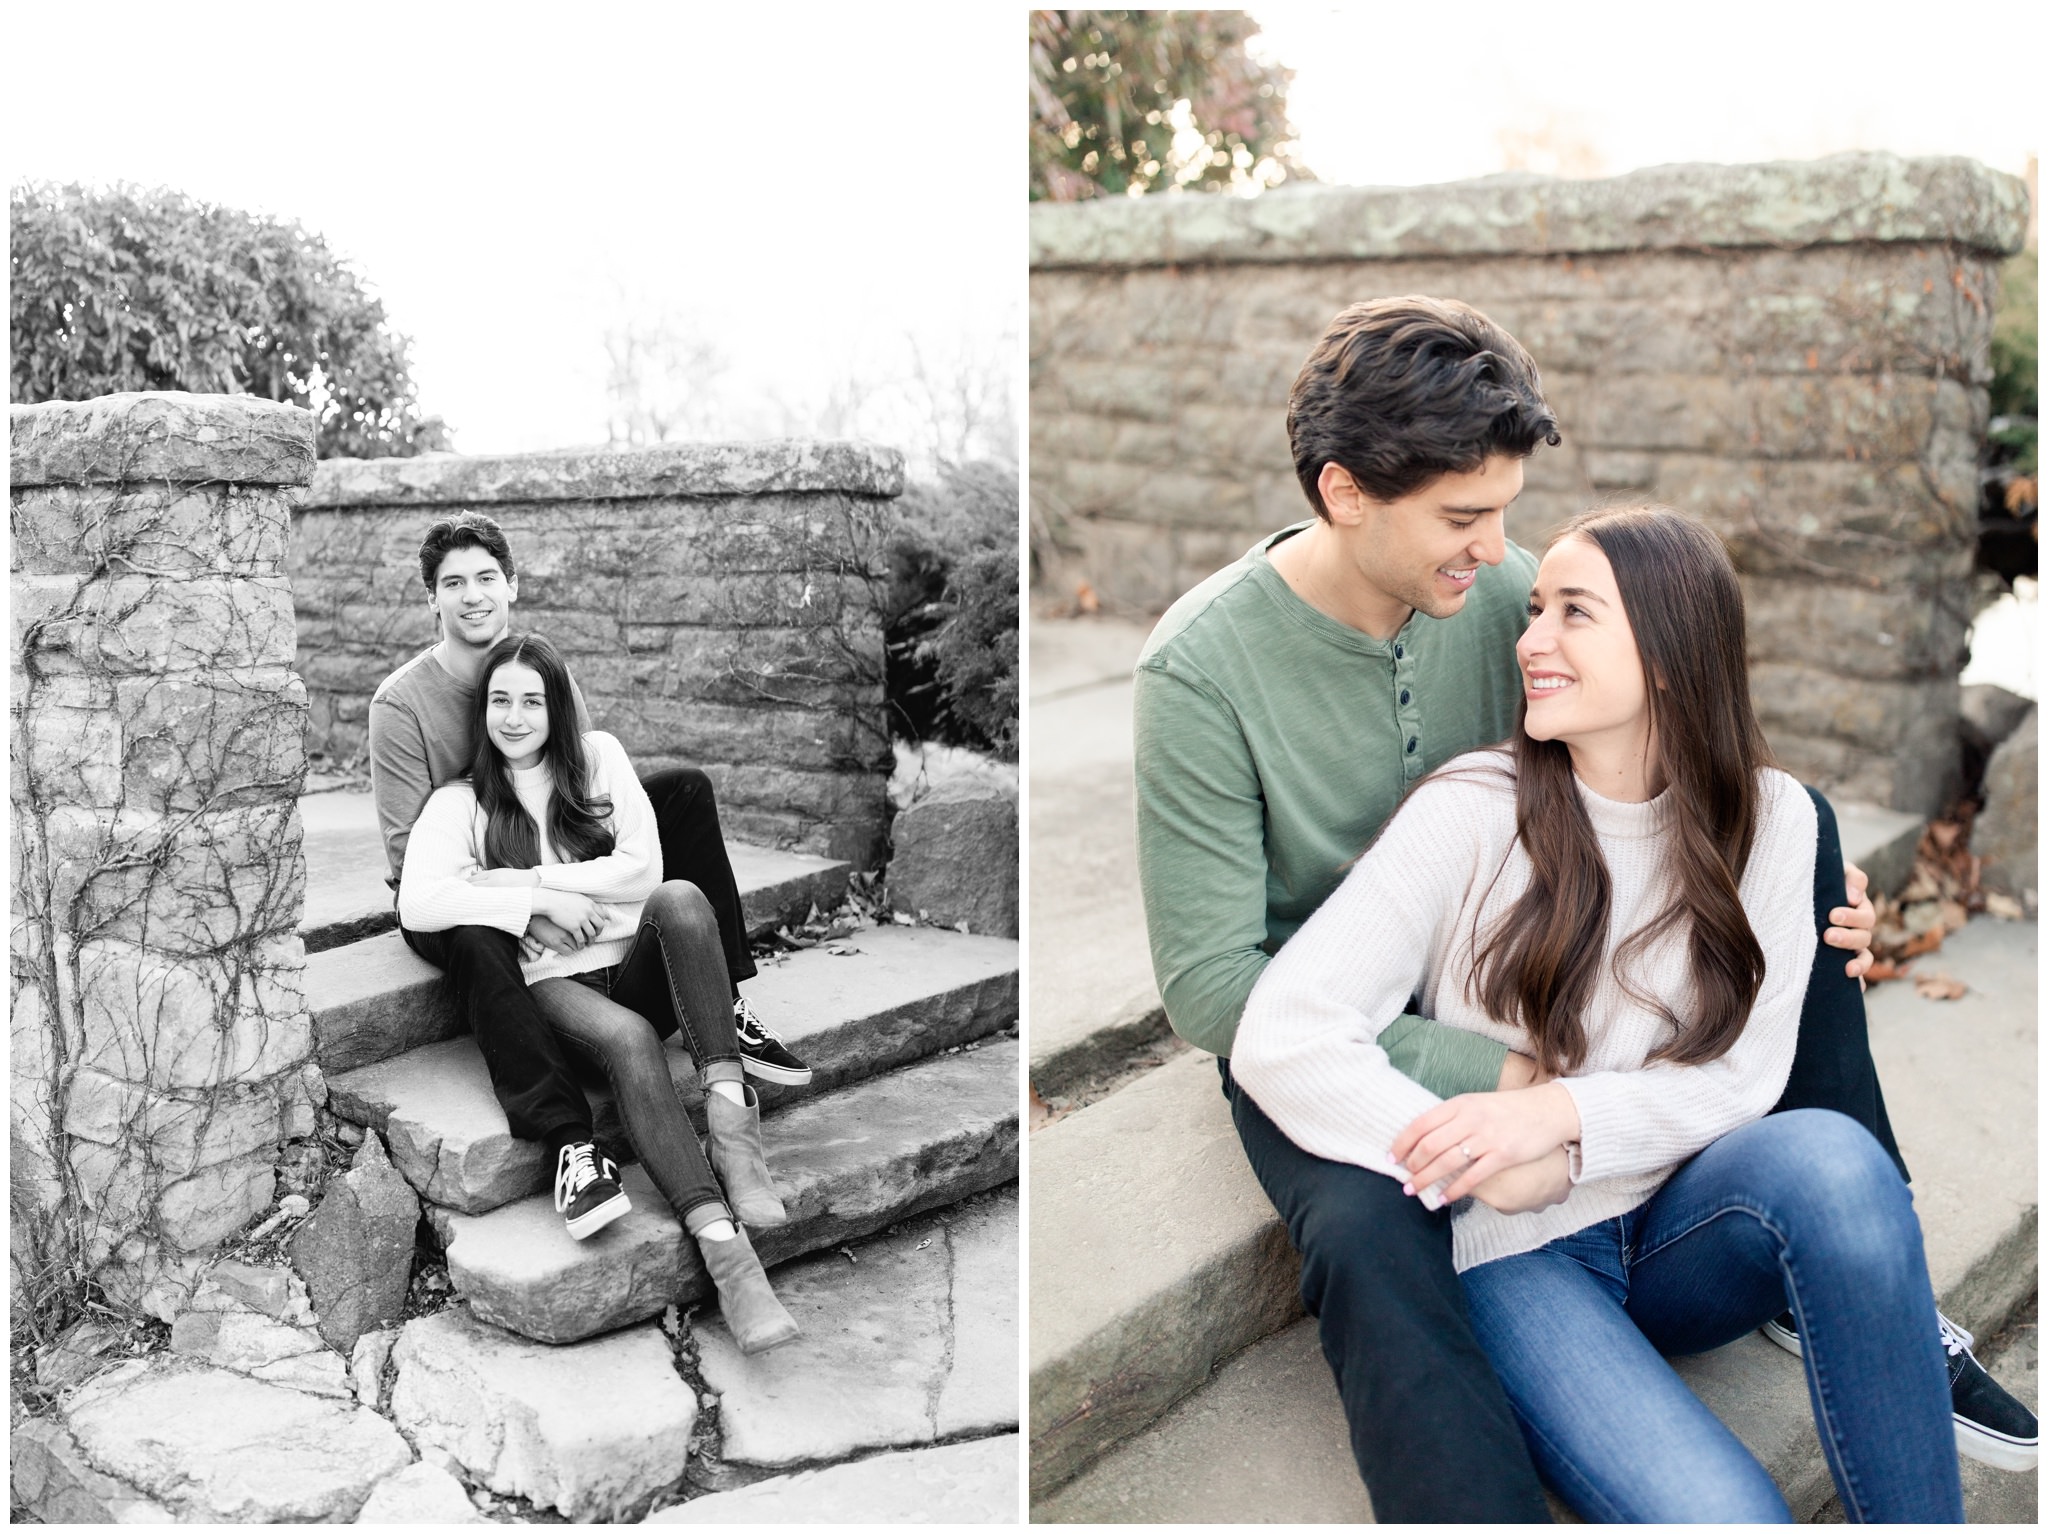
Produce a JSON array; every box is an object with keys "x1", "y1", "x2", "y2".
[
  {"x1": 1027, "y1": 614, "x2": 2038, "y2": 1522},
  {"x1": 300, "y1": 789, "x2": 1022, "y2": 1516}
]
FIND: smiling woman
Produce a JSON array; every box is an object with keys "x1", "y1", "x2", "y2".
[{"x1": 1231, "y1": 506, "x2": 1967, "y2": 1522}]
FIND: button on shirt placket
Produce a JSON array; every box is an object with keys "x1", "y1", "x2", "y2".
[{"x1": 1393, "y1": 637, "x2": 1422, "y2": 782}]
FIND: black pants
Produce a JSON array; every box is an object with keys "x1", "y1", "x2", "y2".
[
  {"x1": 400, "y1": 765, "x2": 751, "y2": 1144},
  {"x1": 1223, "y1": 787, "x2": 1905, "y2": 1522}
]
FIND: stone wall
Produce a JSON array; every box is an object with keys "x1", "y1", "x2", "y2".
[
  {"x1": 291, "y1": 443, "x2": 903, "y2": 866},
  {"x1": 11, "y1": 392, "x2": 321, "y2": 1321},
  {"x1": 1030, "y1": 153, "x2": 2032, "y2": 815}
]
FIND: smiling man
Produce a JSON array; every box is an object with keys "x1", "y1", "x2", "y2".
[
  {"x1": 1130, "y1": 296, "x2": 2027, "y2": 1521},
  {"x1": 367, "y1": 514, "x2": 813, "y2": 1205}
]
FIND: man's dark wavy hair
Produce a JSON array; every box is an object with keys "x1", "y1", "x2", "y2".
[
  {"x1": 418, "y1": 510, "x2": 516, "y2": 592},
  {"x1": 1287, "y1": 296, "x2": 1561, "y2": 517}
]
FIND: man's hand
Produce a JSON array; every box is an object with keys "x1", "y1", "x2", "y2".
[
  {"x1": 532, "y1": 888, "x2": 607, "y2": 948},
  {"x1": 522, "y1": 914, "x2": 581, "y2": 961},
  {"x1": 1391, "y1": 1083, "x2": 1582, "y2": 1205},
  {"x1": 1824, "y1": 860, "x2": 1876, "y2": 984},
  {"x1": 468, "y1": 866, "x2": 538, "y2": 889},
  {"x1": 1470, "y1": 1145, "x2": 1573, "y2": 1215}
]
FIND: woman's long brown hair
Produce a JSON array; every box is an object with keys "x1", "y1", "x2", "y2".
[
  {"x1": 469, "y1": 633, "x2": 615, "y2": 871},
  {"x1": 1470, "y1": 506, "x2": 1776, "y2": 1075}
]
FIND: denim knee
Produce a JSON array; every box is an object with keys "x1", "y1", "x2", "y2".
[
  {"x1": 1756, "y1": 1109, "x2": 1920, "y2": 1260},
  {"x1": 644, "y1": 880, "x2": 718, "y2": 945}
]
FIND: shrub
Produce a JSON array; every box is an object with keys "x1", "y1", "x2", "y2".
[{"x1": 882, "y1": 459, "x2": 1019, "y2": 759}]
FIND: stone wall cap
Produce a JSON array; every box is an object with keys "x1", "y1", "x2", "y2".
[
  {"x1": 10, "y1": 393, "x2": 317, "y2": 488},
  {"x1": 305, "y1": 439, "x2": 907, "y2": 508},
  {"x1": 1029, "y1": 152, "x2": 2031, "y2": 269}
]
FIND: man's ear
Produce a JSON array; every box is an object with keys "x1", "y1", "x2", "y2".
[
  {"x1": 1317, "y1": 462, "x2": 1366, "y2": 527},
  {"x1": 505, "y1": 573, "x2": 519, "y2": 603}
]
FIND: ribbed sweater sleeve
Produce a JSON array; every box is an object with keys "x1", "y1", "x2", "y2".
[
  {"x1": 1134, "y1": 664, "x2": 1276, "y2": 1056},
  {"x1": 530, "y1": 733, "x2": 662, "y2": 901},
  {"x1": 1558, "y1": 771, "x2": 1818, "y2": 1183},
  {"x1": 1230, "y1": 772, "x2": 1509, "y2": 1183},
  {"x1": 369, "y1": 694, "x2": 434, "y2": 888},
  {"x1": 395, "y1": 786, "x2": 534, "y2": 936}
]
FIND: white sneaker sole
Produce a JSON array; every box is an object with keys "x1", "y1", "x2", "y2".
[
  {"x1": 740, "y1": 1053, "x2": 813, "y2": 1086},
  {"x1": 1759, "y1": 1319, "x2": 2040, "y2": 1473},
  {"x1": 1957, "y1": 1420, "x2": 2040, "y2": 1472},
  {"x1": 564, "y1": 1190, "x2": 631, "y2": 1241}
]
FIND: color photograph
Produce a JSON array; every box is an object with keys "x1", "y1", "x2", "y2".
[{"x1": 1027, "y1": 6, "x2": 2037, "y2": 1522}]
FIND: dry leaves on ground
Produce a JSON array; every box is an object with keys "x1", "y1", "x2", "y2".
[{"x1": 1865, "y1": 809, "x2": 1987, "y2": 998}]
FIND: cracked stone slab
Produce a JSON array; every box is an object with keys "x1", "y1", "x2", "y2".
[
  {"x1": 388, "y1": 1304, "x2": 694, "y2": 1522},
  {"x1": 699, "y1": 1187, "x2": 1018, "y2": 1466},
  {"x1": 427, "y1": 1040, "x2": 1016, "y2": 1344},
  {"x1": 53, "y1": 1354, "x2": 411, "y2": 1522},
  {"x1": 169, "y1": 1257, "x2": 350, "y2": 1398},
  {"x1": 355, "y1": 1459, "x2": 483, "y2": 1523},
  {"x1": 648, "y1": 1436, "x2": 1019, "y2": 1523},
  {"x1": 328, "y1": 926, "x2": 1017, "y2": 1214},
  {"x1": 10, "y1": 1416, "x2": 174, "y2": 1524}
]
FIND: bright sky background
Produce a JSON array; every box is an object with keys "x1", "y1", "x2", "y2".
[
  {"x1": 7, "y1": 5, "x2": 1022, "y2": 463},
  {"x1": 1250, "y1": 2, "x2": 2039, "y2": 190}
]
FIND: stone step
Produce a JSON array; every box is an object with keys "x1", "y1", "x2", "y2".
[
  {"x1": 648, "y1": 1437, "x2": 1019, "y2": 1524},
  {"x1": 307, "y1": 850, "x2": 864, "y2": 1077},
  {"x1": 326, "y1": 925, "x2": 1019, "y2": 1214},
  {"x1": 297, "y1": 785, "x2": 851, "y2": 955},
  {"x1": 1027, "y1": 915, "x2": 2037, "y2": 1508},
  {"x1": 430, "y1": 1038, "x2": 1020, "y2": 1345},
  {"x1": 693, "y1": 1188, "x2": 1017, "y2": 1472}
]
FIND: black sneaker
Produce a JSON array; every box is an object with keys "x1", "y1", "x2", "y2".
[
  {"x1": 553, "y1": 1142, "x2": 630, "y2": 1241},
  {"x1": 1761, "y1": 1308, "x2": 2039, "y2": 1472},
  {"x1": 733, "y1": 996, "x2": 812, "y2": 1086}
]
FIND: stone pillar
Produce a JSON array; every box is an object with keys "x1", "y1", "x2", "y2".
[{"x1": 11, "y1": 392, "x2": 320, "y2": 1321}]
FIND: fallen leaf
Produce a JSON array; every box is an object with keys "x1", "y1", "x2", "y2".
[
  {"x1": 1983, "y1": 892, "x2": 2026, "y2": 921},
  {"x1": 1912, "y1": 973, "x2": 1967, "y2": 1001},
  {"x1": 1898, "y1": 928, "x2": 1945, "y2": 959},
  {"x1": 838, "y1": 1246, "x2": 857, "y2": 1264},
  {"x1": 1864, "y1": 958, "x2": 1914, "y2": 983}
]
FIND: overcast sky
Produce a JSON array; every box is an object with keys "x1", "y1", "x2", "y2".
[
  {"x1": 1253, "y1": 2, "x2": 2038, "y2": 189},
  {"x1": 8, "y1": 5, "x2": 1022, "y2": 459},
  {"x1": 9, "y1": 6, "x2": 2037, "y2": 460}
]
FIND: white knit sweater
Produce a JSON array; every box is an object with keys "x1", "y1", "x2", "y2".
[
  {"x1": 395, "y1": 731, "x2": 663, "y2": 984},
  {"x1": 1231, "y1": 749, "x2": 1818, "y2": 1273}
]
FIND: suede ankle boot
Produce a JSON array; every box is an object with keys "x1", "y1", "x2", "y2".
[
  {"x1": 699, "y1": 1225, "x2": 800, "y2": 1354},
  {"x1": 706, "y1": 1084, "x2": 788, "y2": 1228}
]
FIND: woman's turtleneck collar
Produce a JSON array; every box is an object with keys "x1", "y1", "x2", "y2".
[
  {"x1": 1573, "y1": 773, "x2": 1673, "y2": 840},
  {"x1": 507, "y1": 759, "x2": 553, "y2": 792}
]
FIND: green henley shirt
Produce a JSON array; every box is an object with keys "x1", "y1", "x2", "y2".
[{"x1": 1133, "y1": 523, "x2": 1538, "y2": 1097}]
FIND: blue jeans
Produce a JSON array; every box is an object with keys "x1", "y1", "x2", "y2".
[{"x1": 1460, "y1": 1110, "x2": 1962, "y2": 1524}]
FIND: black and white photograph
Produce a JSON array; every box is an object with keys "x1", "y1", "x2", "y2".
[{"x1": 10, "y1": 8, "x2": 1021, "y2": 1522}]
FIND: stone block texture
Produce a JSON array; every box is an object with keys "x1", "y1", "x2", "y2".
[
  {"x1": 1028, "y1": 153, "x2": 2031, "y2": 816},
  {"x1": 291, "y1": 440, "x2": 904, "y2": 864},
  {"x1": 11, "y1": 392, "x2": 317, "y2": 1320}
]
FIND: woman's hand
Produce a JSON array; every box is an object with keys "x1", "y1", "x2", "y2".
[
  {"x1": 1390, "y1": 1083, "x2": 1582, "y2": 1205},
  {"x1": 1470, "y1": 1146, "x2": 1573, "y2": 1214},
  {"x1": 467, "y1": 866, "x2": 539, "y2": 889},
  {"x1": 521, "y1": 914, "x2": 581, "y2": 960},
  {"x1": 1824, "y1": 860, "x2": 1875, "y2": 985},
  {"x1": 531, "y1": 888, "x2": 608, "y2": 948}
]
